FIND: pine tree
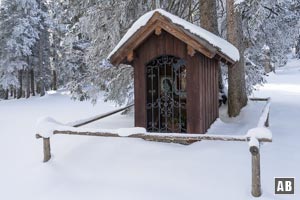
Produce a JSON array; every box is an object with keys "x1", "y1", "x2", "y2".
[{"x1": 0, "y1": 0, "x2": 43, "y2": 98}]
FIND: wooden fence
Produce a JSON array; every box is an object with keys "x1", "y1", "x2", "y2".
[
  {"x1": 36, "y1": 98, "x2": 271, "y2": 197},
  {"x1": 249, "y1": 97, "x2": 271, "y2": 197}
]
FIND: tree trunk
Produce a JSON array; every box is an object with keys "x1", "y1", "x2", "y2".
[
  {"x1": 36, "y1": 82, "x2": 40, "y2": 95},
  {"x1": 199, "y1": 0, "x2": 218, "y2": 35},
  {"x1": 26, "y1": 70, "x2": 30, "y2": 98},
  {"x1": 13, "y1": 88, "x2": 16, "y2": 98},
  {"x1": 4, "y1": 89, "x2": 9, "y2": 100},
  {"x1": 199, "y1": 0, "x2": 225, "y2": 103},
  {"x1": 30, "y1": 69, "x2": 35, "y2": 96},
  {"x1": 17, "y1": 70, "x2": 23, "y2": 99},
  {"x1": 22, "y1": 90, "x2": 26, "y2": 98},
  {"x1": 152, "y1": 0, "x2": 156, "y2": 9},
  {"x1": 296, "y1": 35, "x2": 300, "y2": 58},
  {"x1": 10, "y1": 86, "x2": 13, "y2": 97},
  {"x1": 263, "y1": 55, "x2": 272, "y2": 73},
  {"x1": 226, "y1": 0, "x2": 247, "y2": 117},
  {"x1": 52, "y1": 70, "x2": 57, "y2": 90},
  {"x1": 40, "y1": 81, "x2": 45, "y2": 97},
  {"x1": 36, "y1": 80, "x2": 46, "y2": 96}
]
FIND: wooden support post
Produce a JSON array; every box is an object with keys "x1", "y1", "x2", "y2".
[
  {"x1": 127, "y1": 51, "x2": 134, "y2": 62},
  {"x1": 187, "y1": 45, "x2": 196, "y2": 56},
  {"x1": 265, "y1": 112, "x2": 269, "y2": 127},
  {"x1": 250, "y1": 145, "x2": 261, "y2": 197},
  {"x1": 155, "y1": 26, "x2": 162, "y2": 35},
  {"x1": 43, "y1": 138, "x2": 51, "y2": 162}
]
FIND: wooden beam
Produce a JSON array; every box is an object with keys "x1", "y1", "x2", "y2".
[
  {"x1": 70, "y1": 104, "x2": 134, "y2": 127},
  {"x1": 187, "y1": 45, "x2": 196, "y2": 56},
  {"x1": 155, "y1": 26, "x2": 162, "y2": 35},
  {"x1": 254, "y1": 97, "x2": 271, "y2": 128},
  {"x1": 158, "y1": 20, "x2": 216, "y2": 59},
  {"x1": 214, "y1": 54, "x2": 222, "y2": 61},
  {"x1": 265, "y1": 113, "x2": 270, "y2": 127},
  {"x1": 36, "y1": 131, "x2": 271, "y2": 164},
  {"x1": 216, "y1": 52, "x2": 236, "y2": 66},
  {"x1": 110, "y1": 12, "x2": 218, "y2": 65},
  {"x1": 54, "y1": 131, "x2": 120, "y2": 138},
  {"x1": 110, "y1": 11, "x2": 238, "y2": 66},
  {"x1": 109, "y1": 15, "x2": 161, "y2": 65},
  {"x1": 37, "y1": 131, "x2": 272, "y2": 144},
  {"x1": 250, "y1": 97, "x2": 270, "y2": 101},
  {"x1": 127, "y1": 51, "x2": 134, "y2": 62}
]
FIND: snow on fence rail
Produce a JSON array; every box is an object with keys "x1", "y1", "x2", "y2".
[
  {"x1": 69, "y1": 104, "x2": 134, "y2": 127},
  {"x1": 35, "y1": 97, "x2": 272, "y2": 197},
  {"x1": 247, "y1": 97, "x2": 271, "y2": 128}
]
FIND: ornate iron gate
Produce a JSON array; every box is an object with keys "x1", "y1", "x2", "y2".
[{"x1": 146, "y1": 55, "x2": 187, "y2": 133}]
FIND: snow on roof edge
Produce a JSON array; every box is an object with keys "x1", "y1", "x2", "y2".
[{"x1": 108, "y1": 9, "x2": 240, "y2": 63}]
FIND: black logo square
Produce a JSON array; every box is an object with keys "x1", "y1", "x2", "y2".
[{"x1": 275, "y1": 177, "x2": 295, "y2": 194}]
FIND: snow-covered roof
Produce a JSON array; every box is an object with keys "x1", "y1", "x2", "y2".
[{"x1": 108, "y1": 9, "x2": 239, "y2": 65}]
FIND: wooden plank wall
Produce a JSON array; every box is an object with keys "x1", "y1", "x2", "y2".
[
  {"x1": 133, "y1": 30, "x2": 218, "y2": 134},
  {"x1": 186, "y1": 52, "x2": 219, "y2": 133},
  {"x1": 201, "y1": 55, "x2": 219, "y2": 133}
]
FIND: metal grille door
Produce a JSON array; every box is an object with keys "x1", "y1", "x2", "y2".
[{"x1": 146, "y1": 55, "x2": 187, "y2": 133}]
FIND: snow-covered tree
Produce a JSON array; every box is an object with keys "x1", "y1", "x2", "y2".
[
  {"x1": 31, "y1": 0, "x2": 51, "y2": 97},
  {"x1": 57, "y1": 0, "x2": 201, "y2": 105},
  {"x1": 241, "y1": 0, "x2": 300, "y2": 68},
  {"x1": 0, "y1": 0, "x2": 43, "y2": 98},
  {"x1": 1, "y1": 0, "x2": 299, "y2": 105},
  {"x1": 217, "y1": 0, "x2": 300, "y2": 97},
  {"x1": 296, "y1": 34, "x2": 300, "y2": 58}
]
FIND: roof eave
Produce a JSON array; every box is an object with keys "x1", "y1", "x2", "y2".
[
  {"x1": 108, "y1": 11, "x2": 237, "y2": 66},
  {"x1": 109, "y1": 12, "x2": 163, "y2": 66},
  {"x1": 215, "y1": 52, "x2": 237, "y2": 66}
]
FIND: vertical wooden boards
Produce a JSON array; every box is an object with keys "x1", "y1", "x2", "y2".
[
  {"x1": 196, "y1": 54, "x2": 219, "y2": 133},
  {"x1": 187, "y1": 51, "x2": 201, "y2": 133},
  {"x1": 134, "y1": 30, "x2": 187, "y2": 129},
  {"x1": 133, "y1": 30, "x2": 219, "y2": 134},
  {"x1": 133, "y1": 57, "x2": 146, "y2": 128}
]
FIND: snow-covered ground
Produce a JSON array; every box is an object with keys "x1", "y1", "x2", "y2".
[{"x1": 1, "y1": 58, "x2": 300, "y2": 200}]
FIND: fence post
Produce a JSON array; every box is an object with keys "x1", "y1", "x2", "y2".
[
  {"x1": 250, "y1": 145, "x2": 261, "y2": 197},
  {"x1": 264, "y1": 112, "x2": 270, "y2": 127},
  {"x1": 43, "y1": 138, "x2": 51, "y2": 162}
]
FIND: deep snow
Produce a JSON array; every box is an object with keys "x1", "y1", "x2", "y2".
[{"x1": 0, "y1": 58, "x2": 300, "y2": 200}]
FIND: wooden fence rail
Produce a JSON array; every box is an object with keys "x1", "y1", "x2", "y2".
[
  {"x1": 36, "y1": 97, "x2": 271, "y2": 197},
  {"x1": 36, "y1": 131, "x2": 272, "y2": 162},
  {"x1": 69, "y1": 104, "x2": 134, "y2": 127}
]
